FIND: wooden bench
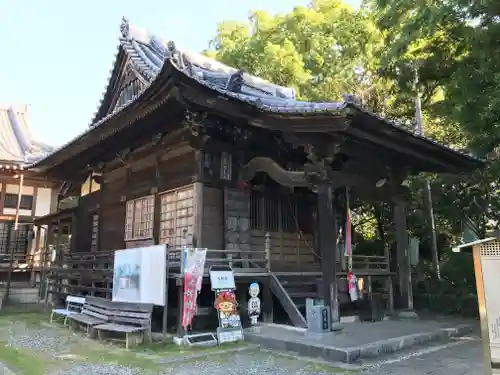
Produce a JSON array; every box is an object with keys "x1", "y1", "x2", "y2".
[
  {"x1": 68, "y1": 296, "x2": 114, "y2": 338},
  {"x1": 94, "y1": 300, "x2": 153, "y2": 349},
  {"x1": 68, "y1": 296, "x2": 154, "y2": 348}
]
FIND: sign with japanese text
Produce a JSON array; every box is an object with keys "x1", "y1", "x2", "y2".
[
  {"x1": 209, "y1": 270, "x2": 236, "y2": 290},
  {"x1": 210, "y1": 266, "x2": 243, "y2": 344}
]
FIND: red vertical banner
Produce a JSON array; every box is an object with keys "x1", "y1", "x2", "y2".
[
  {"x1": 181, "y1": 248, "x2": 207, "y2": 332},
  {"x1": 345, "y1": 188, "x2": 358, "y2": 301},
  {"x1": 346, "y1": 207, "x2": 352, "y2": 258}
]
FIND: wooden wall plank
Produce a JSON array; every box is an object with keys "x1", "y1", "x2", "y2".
[
  {"x1": 249, "y1": 229, "x2": 318, "y2": 265},
  {"x1": 200, "y1": 186, "x2": 223, "y2": 249}
]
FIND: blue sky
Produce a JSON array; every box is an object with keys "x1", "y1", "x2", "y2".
[{"x1": 0, "y1": 0, "x2": 359, "y2": 147}]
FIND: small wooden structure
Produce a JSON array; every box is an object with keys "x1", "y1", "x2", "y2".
[
  {"x1": 30, "y1": 19, "x2": 482, "y2": 332},
  {"x1": 454, "y1": 238, "x2": 500, "y2": 375}
]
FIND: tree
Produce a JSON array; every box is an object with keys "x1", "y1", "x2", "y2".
[
  {"x1": 372, "y1": 0, "x2": 500, "y2": 232},
  {"x1": 206, "y1": 0, "x2": 490, "y2": 259},
  {"x1": 208, "y1": 1, "x2": 385, "y2": 103}
]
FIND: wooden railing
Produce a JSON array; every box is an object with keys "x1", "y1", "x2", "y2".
[
  {"x1": 45, "y1": 246, "x2": 270, "y2": 298},
  {"x1": 0, "y1": 251, "x2": 41, "y2": 271},
  {"x1": 350, "y1": 255, "x2": 390, "y2": 272},
  {"x1": 50, "y1": 246, "x2": 270, "y2": 275},
  {"x1": 46, "y1": 245, "x2": 390, "y2": 281},
  {"x1": 43, "y1": 235, "x2": 392, "y2": 300},
  {"x1": 166, "y1": 247, "x2": 269, "y2": 275}
]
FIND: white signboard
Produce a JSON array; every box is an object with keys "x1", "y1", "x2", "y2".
[
  {"x1": 480, "y1": 254, "x2": 500, "y2": 365},
  {"x1": 217, "y1": 327, "x2": 244, "y2": 344},
  {"x1": 112, "y1": 245, "x2": 167, "y2": 306},
  {"x1": 210, "y1": 270, "x2": 236, "y2": 290}
]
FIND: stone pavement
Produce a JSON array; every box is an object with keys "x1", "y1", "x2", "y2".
[
  {"x1": 246, "y1": 319, "x2": 475, "y2": 363},
  {"x1": 361, "y1": 335, "x2": 484, "y2": 375}
]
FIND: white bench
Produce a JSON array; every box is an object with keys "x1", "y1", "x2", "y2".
[{"x1": 50, "y1": 295, "x2": 86, "y2": 326}]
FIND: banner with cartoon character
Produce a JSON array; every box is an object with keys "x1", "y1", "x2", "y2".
[
  {"x1": 181, "y1": 248, "x2": 207, "y2": 331},
  {"x1": 214, "y1": 289, "x2": 244, "y2": 343},
  {"x1": 209, "y1": 266, "x2": 243, "y2": 344},
  {"x1": 247, "y1": 282, "x2": 261, "y2": 325}
]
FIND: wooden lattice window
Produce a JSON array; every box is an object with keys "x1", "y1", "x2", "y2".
[
  {"x1": 124, "y1": 195, "x2": 154, "y2": 240},
  {"x1": 0, "y1": 222, "x2": 10, "y2": 254},
  {"x1": 250, "y1": 191, "x2": 313, "y2": 233},
  {"x1": 159, "y1": 186, "x2": 194, "y2": 248},
  {"x1": 4, "y1": 194, "x2": 33, "y2": 210},
  {"x1": 90, "y1": 213, "x2": 99, "y2": 252}
]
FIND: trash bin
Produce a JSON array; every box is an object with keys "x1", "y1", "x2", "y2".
[{"x1": 358, "y1": 293, "x2": 385, "y2": 322}]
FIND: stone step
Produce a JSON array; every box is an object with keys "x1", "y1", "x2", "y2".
[
  {"x1": 244, "y1": 322, "x2": 474, "y2": 364},
  {"x1": 5, "y1": 285, "x2": 39, "y2": 304}
]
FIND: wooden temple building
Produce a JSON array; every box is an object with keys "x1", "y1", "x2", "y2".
[
  {"x1": 30, "y1": 19, "x2": 482, "y2": 331},
  {"x1": 0, "y1": 104, "x2": 55, "y2": 281}
]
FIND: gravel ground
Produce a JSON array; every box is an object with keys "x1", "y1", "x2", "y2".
[
  {"x1": 49, "y1": 363, "x2": 148, "y2": 375},
  {"x1": 2, "y1": 320, "x2": 350, "y2": 375},
  {"x1": 2, "y1": 318, "x2": 488, "y2": 375},
  {"x1": 5, "y1": 322, "x2": 73, "y2": 356}
]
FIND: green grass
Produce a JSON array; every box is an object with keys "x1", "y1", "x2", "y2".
[
  {"x1": 0, "y1": 342, "x2": 55, "y2": 375},
  {"x1": 0, "y1": 312, "x2": 49, "y2": 327},
  {"x1": 135, "y1": 340, "x2": 249, "y2": 355},
  {"x1": 69, "y1": 345, "x2": 166, "y2": 372},
  {"x1": 0, "y1": 312, "x2": 350, "y2": 374},
  {"x1": 68, "y1": 339, "x2": 251, "y2": 371}
]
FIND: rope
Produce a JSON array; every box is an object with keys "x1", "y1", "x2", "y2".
[{"x1": 346, "y1": 187, "x2": 353, "y2": 273}]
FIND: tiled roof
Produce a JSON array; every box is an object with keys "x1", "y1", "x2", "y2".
[
  {"x1": 29, "y1": 18, "x2": 482, "y2": 171},
  {"x1": 0, "y1": 104, "x2": 53, "y2": 166},
  {"x1": 90, "y1": 18, "x2": 300, "y2": 125}
]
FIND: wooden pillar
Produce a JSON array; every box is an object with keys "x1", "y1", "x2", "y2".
[
  {"x1": 317, "y1": 184, "x2": 339, "y2": 327},
  {"x1": 153, "y1": 152, "x2": 162, "y2": 245},
  {"x1": 193, "y1": 182, "x2": 203, "y2": 248},
  {"x1": 394, "y1": 199, "x2": 414, "y2": 311},
  {"x1": 0, "y1": 180, "x2": 6, "y2": 213},
  {"x1": 263, "y1": 232, "x2": 273, "y2": 322},
  {"x1": 29, "y1": 225, "x2": 41, "y2": 286},
  {"x1": 56, "y1": 219, "x2": 63, "y2": 300},
  {"x1": 176, "y1": 277, "x2": 185, "y2": 337},
  {"x1": 176, "y1": 248, "x2": 185, "y2": 338}
]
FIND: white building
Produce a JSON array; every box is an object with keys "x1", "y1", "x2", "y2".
[{"x1": 0, "y1": 104, "x2": 56, "y2": 261}]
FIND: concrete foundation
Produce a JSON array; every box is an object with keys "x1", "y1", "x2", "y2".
[
  {"x1": 245, "y1": 319, "x2": 475, "y2": 364},
  {"x1": 0, "y1": 282, "x2": 40, "y2": 309}
]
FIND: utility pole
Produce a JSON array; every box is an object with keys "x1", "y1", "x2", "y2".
[{"x1": 413, "y1": 64, "x2": 441, "y2": 280}]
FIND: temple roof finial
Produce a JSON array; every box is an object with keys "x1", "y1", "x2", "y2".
[{"x1": 120, "y1": 17, "x2": 130, "y2": 38}]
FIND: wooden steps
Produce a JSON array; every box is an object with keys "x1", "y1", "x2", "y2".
[{"x1": 269, "y1": 273, "x2": 324, "y2": 327}]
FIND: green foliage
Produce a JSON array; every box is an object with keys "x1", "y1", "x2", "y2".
[
  {"x1": 413, "y1": 255, "x2": 478, "y2": 316},
  {"x1": 373, "y1": 0, "x2": 500, "y2": 231},
  {"x1": 205, "y1": 0, "x2": 500, "y2": 274},
  {"x1": 209, "y1": 1, "x2": 384, "y2": 102}
]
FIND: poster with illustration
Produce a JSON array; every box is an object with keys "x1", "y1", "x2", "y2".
[
  {"x1": 113, "y1": 249, "x2": 141, "y2": 302},
  {"x1": 214, "y1": 290, "x2": 241, "y2": 329},
  {"x1": 214, "y1": 289, "x2": 244, "y2": 343},
  {"x1": 112, "y1": 245, "x2": 167, "y2": 305}
]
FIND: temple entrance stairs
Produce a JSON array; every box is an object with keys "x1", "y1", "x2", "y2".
[{"x1": 270, "y1": 273, "x2": 321, "y2": 328}]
